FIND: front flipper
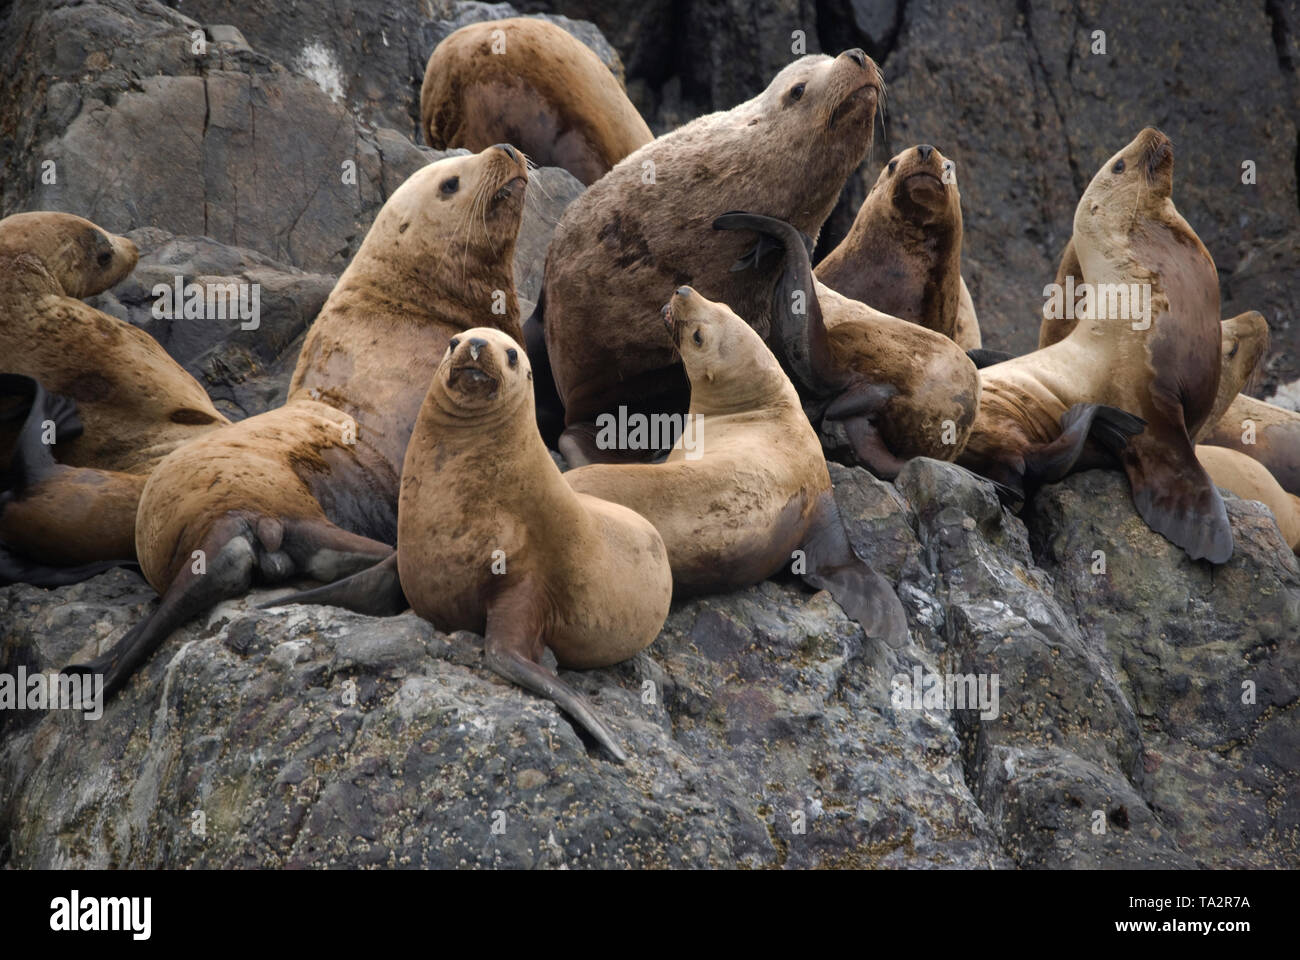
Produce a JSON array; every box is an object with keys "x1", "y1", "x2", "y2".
[
  {"x1": 259, "y1": 553, "x2": 406, "y2": 615},
  {"x1": 799, "y1": 492, "x2": 909, "y2": 648},
  {"x1": 1024, "y1": 403, "x2": 1146, "y2": 483},
  {"x1": 966, "y1": 348, "x2": 1016, "y2": 369},
  {"x1": 1123, "y1": 428, "x2": 1233, "y2": 564},
  {"x1": 483, "y1": 577, "x2": 629, "y2": 763}
]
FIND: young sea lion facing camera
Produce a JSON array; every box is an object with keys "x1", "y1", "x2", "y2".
[
  {"x1": 817, "y1": 143, "x2": 980, "y2": 348},
  {"x1": 265, "y1": 328, "x2": 674, "y2": 763},
  {"x1": 565, "y1": 286, "x2": 908, "y2": 647},
  {"x1": 0, "y1": 212, "x2": 229, "y2": 582},
  {"x1": 537, "y1": 49, "x2": 884, "y2": 464},
  {"x1": 421, "y1": 17, "x2": 652, "y2": 185},
  {"x1": 958, "y1": 128, "x2": 1232, "y2": 564},
  {"x1": 62, "y1": 145, "x2": 531, "y2": 698}
]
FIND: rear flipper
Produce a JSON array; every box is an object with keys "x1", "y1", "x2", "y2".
[
  {"x1": 1024, "y1": 402, "x2": 1146, "y2": 484},
  {"x1": 966, "y1": 348, "x2": 1016, "y2": 368},
  {"x1": 260, "y1": 553, "x2": 406, "y2": 615},
  {"x1": 63, "y1": 513, "x2": 395, "y2": 697},
  {"x1": 0, "y1": 373, "x2": 83, "y2": 494},
  {"x1": 523, "y1": 288, "x2": 565, "y2": 449},
  {"x1": 1124, "y1": 430, "x2": 1233, "y2": 564},
  {"x1": 822, "y1": 382, "x2": 906, "y2": 480},
  {"x1": 484, "y1": 577, "x2": 629, "y2": 763},
  {"x1": 799, "y1": 492, "x2": 909, "y2": 648},
  {"x1": 0, "y1": 547, "x2": 140, "y2": 587}
]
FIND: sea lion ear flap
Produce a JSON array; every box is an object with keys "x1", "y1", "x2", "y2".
[{"x1": 798, "y1": 492, "x2": 909, "y2": 648}]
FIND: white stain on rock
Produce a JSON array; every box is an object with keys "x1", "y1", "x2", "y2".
[{"x1": 294, "y1": 42, "x2": 345, "y2": 104}]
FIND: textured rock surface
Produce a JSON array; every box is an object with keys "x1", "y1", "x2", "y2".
[{"x1": 2, "y1": 461, "x2": 1296, "y2": 868}]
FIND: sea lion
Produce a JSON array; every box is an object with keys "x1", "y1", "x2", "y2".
[
  {"x1": 712, "y1": 212, "x2": 980, "y2": 480},
  {"x1": 0, "y1": 212, "x2": 229, "y2": 581},
  {"x1": 421, "y1": 17, "x2": 652, "y2": 186},
  {"x1": 1195, "y1": 444, "x2": 1300, "y2": 551},
  {"x1": 957, "y1": 128, "x2": 1231, "y2": 563},
  {"x1": 1201, "y1": 394, "x2": 1300, "y2": 496},
  {"x1": 262, "y1": 328, "x2": 674, "y2": 762},
  {"x1": 63, "y1": 145, "x2": 530, "y2": 696},
  {"x1": 1036, "y1": 237, "x2": 1083, "y2": 349},
  {"x1": 564, "y1": 285, "x2": 908, "y2": 645},
  {"x1": 537, "y1": 49, "x2": 884, "y2": 462},
  {"x1": 815, "y1": 143, "x2": 981, "y2": 348}
]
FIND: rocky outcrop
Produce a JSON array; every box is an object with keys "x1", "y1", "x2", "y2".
[{"x1": 2, "y1": 461, "x2": 1296, "y2": 868}]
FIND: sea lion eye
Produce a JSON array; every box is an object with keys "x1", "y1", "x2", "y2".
[
  {"x1": 887, "y1": 160, "x2": 898, "y2": 174},
  {"x1": 692, "y1": 329, "x2": 703, "y2": 346},
  {"x1": 1228, "y1": 342, "x2": 1239, "y2": 358},
  {"x1": 1112, "y1": 159, "x2": 1125, "y2": 174},
  {"x1": 789, "y1": 82, "x2": 805, "y2": 102},
  {"x1": 441, "y1": 176, "x2": 460, "y2": 195},
  {"x1": 506, "y1": 347, "x2": 518, "y2": 368},
  {"x1": 448, "y1": 337, "x2": 460, "y2": 352},
  {"x1": 97, "y1": 250, "x2": 113, "y2": 266}
]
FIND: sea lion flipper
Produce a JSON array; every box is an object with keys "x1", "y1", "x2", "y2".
[
  {"x1": 800, "y1": 493, "x2": 909, "y2": 648},
  {"x1": 1024, "y1": 403, "x2": 1146, "y2": 483},
  {"x1": 966, "y1": 348, "x2": 1016, "y2": 369},
  {"x1": 0, "y1": 547, "x2": 137, "y2": 588},
  {"x1": 0, "y1": 373, "x2": 83, "y2": 494},
  {"x1": 259, "y1": 553, "x2": 407, "y2": 615},
  {"x1": 484, "y1": 581, "x2": 629, "y2": 763},
  {"x1": 1123, "y1": 431, "x2": 1234, "y2": 564}
]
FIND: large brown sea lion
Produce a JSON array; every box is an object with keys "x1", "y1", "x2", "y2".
[
  {"x1": 421, "y1": 18, "x2": 652, "y2": 186},
  {"x1": 0, "y1": 213, "x2": 229, "y2": 582},
  {"x1": 536, "y1": 50, "x2": 884, "y2": 462},
  {"x1": 957, "y1": 128, "x2": 1231, "y2": 563},
  {"x1": 564, "y1": 285, "x2": 908, "y2": 644},
  {"x1": 815, "y1": 143, "x2": 981, "y2": 349},
  {"x1": 63, "y1": 146, "x2": 530, "y2": 696}
]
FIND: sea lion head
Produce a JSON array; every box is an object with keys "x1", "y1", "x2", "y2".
[
  {"x1": 0, "y1": 211, "x2": 138, "y2": 297},
  {"x1": 432, "y1": 326, "x2": 532, "y2": 419},
  {"x1": 1074, "y1": 127, "x2": 1176, "y2": 250},
  {"x1": 1221, "y1": 310, "x2": 1270, "y2": 396},
  {"x1": 374, "y1": 143, "x2": 528, "y2": 254},
  {"x1": 736, "y1": 50, "x2": 883, "y2": 225},
  {"x1": 870, "y1": 143, "x2": 961, "y2": 229},
  {"x1": 662, "y1": 285, "x2": 788, "y2": 409}
]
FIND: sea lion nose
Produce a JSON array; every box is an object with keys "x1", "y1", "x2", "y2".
[
  {"x1": 916, "y1": 144, "x2": 935, "y2": 161},
  {"x1": 843, "y1": 48, "x2": 867, "y2": 68},
  {"x1": 468, "y1": 336, "x2": 488, "y2": 360},
  {"x1": 494, "y1": 143, "x2": 520, "y2": 162}
]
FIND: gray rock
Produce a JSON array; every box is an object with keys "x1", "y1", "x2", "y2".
[{"x1": 3, "y1": 460, "x2": 1296, "y2": 868}]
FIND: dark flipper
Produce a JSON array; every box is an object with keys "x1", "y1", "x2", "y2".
[
  {"x1": 63, "y1": 513, "x2": 395, "y2": 697},
  {"x1": 799, "y1": 492, "x2": 909, "y2": 648},
  {"x1": 484, "y1": 577, "x2": 628, "y2": 763},
  {"x1": 1123, "y1": 430, "x2": 1233, "y2": 564},
  {"x1": 713, "y1": 211, "x2": 839, "y2": 397},
  {"x1": 0, "y1": 373, "x2": 82, "y2": 495},
  {"x1": 1024, "y1": 402, "x2": 1146, "y2": 483},
  {"x1": 523, "y1": 287, "x2": 565, "y2": 449},
  {"x1": 820, "y1": 381, "x2": 905, "y2": 479},
  {"x1": 966, "y1": 348, "x2": 1016, "y2": 369},
  {"x1": 0, "y1": 547, "x2": 139, "y2": 587},
  {"x1": 259, "y1": 552, "x2": 406, "y2": 615}
]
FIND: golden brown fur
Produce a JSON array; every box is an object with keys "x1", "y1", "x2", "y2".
[
  {"x1": 421, "y1": 18, "x2": 652, "y2": 186},
  {"x1": 541, "y1": 50, "x2": 884, "y2": 439},
  {"x1": 0, "y1": 212, "x2": 228, "y2": 569},
  {"x1": 816, "y1": 144, "x2": 978, "y2": 347}
]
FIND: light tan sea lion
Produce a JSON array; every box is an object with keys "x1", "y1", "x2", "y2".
[
  {"x1": 957, "y1": 128, "x2": 1231, "y2": 563},
  {"x1": 421, "y1": 17, "x2": 652, "y2": 186},
  {"x1": 62, "y1": 145, "x2": 531, "y2": 696},
  {"x1": 0, "y1": 212, "x2": 229, "y2": 582},
  {"x1": 564, "y1": 285, "x2": 908, "y2": 645}
]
